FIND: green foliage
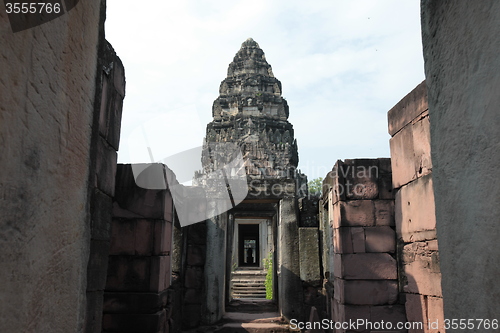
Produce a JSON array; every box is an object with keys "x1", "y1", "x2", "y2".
[
  {"x1": 308, "y1": 177, "x2": 324, "y2": 196},
  {"x1": 263, "y1": 255, "x2": 273, "y2": 299}
]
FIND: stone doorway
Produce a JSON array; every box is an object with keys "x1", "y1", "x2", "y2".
[
  {"x1": 230, "y1": 218, "x2": 273, "y2": 300},
  {"x1": 238, "y1": 224, "x2": 260, "y2": 267}
]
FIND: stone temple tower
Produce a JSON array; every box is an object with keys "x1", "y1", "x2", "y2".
[
  {"x1": 196, "y1": 39, "x2": 307, "y2": 325},
  {"x1": 202, "y1": 38, "x2": 303, "y2": 188}
]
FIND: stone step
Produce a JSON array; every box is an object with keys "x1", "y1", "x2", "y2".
[
  {"x1": 232, "y1": 290, "x2": 266, "y2": 295},
  {"x1": 214, "y1": 312, "x2": 295, "y2": 333},
  {"x1": 231, "y1": 278, "x2": 266, "y2": 282},
  {"x1": 232, "y1": 283, "x2": 265, "y2": 288},
  {"x1": 233, "y1": 294, "x2": 266, "y2": 300},
  {"x1": 232, "y1": 288, "x2": 266, "y2": 293},
  {"x1": 232, "y1": 290, "x2": 266, "y2": 294},
  {"x1": 214, "y1": 322, "x2": 291, "y2": 332},
  {"x1": 232, "y1": 286, "x2": 266, "y2": 291},
  {"x1": 233, "y1": 291, "x2": 266, "y2": 295}
]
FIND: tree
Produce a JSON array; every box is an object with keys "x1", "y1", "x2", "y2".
[{"x1": 307, "y1": 177, "x2": 323, "y2": 197}]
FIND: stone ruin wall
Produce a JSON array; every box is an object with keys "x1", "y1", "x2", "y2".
[
  {"x1": 102, "y1": 164, "x2": 176, "y2": 333},
  {"x1": 388, "y1": 81, "x2": 444, "y2": 332},
  {"x1": 320, "y1": 158, "x2": 405, "y2": 332},
  {"x1": 86, "y1": 39, "x2": 125, "y2": 333},
  {"x1": 421, "y1": 0, "x2": 500, "y2": 322},
  {"x1": 0, "y1": 1, "x2": 121, "y2": 332}
]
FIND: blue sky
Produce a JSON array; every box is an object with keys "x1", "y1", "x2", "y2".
[{"x1": 106, "y1": 0, "x2": 424, "y2": 180}]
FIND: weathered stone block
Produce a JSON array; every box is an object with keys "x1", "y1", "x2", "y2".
[
  {"x1": 99, "y1": 74, "x2": 110, "y2": 139},
  {"x1": 427, "y1": 296, "x2": 445, "y2": 333},
  {"x1": 343, "y1": 159, "x2": 380, "y2": 200},
  {"x1": 350, "y1": 227, "x2": 365, "y2": 253},
  {"x1": 349, "y1": 280, "x2": 398, "y2": 306},
  {"x1": 96, "y1": 136, "x2": 117, "y2": 197},
  {"x1": 333, "y1": 278, "x2": 344, "y2": 303},
  {"x1": 114, "y1": 57, "x2": 126, "y2": 98},
  {"x1": 411, "y1": 115, "x2": 432, "y2": 177},
  {"x1": 427, "y1": 239, "x2": 439, "y2": 251},
  {"x1": 370, "y1": 305, "x2": 407, "y2": 331},
  {"x1": 395, "y1": 174, "x2": 436, "y2": 242},
  {"x1": 390, "y1": 124, "x2": 415, "y2": 189},
  {"x1": 329, "y1": 160, "x2": 347, "y2": 203},
  {"x1": 322, "y1": 171, "x2": 335, "y2": 201},
  {"x1": 103, "y1": 290, "x2": 170, "y2": 314},
  {"x1": 341, "y1": 253, "x2": 397, "y2": 280},
  {"x1": 340, "y1": 201, "x2": 375, "y2": 227},
  {"x1": 106, "y1": 256, "x2": 149, "y2": 292},
  {"x1": 299, "y1": 228, "x2": 321, "y2": 283},
  {"x1": 109, "y1": 219, "x2": 171, "y2": 256},
  {"x1": 333, "y1": 227, "x2": 353, "y2": 254},
  {"x1": 183, "y1": 288, "x2": 202, "y2": 305},
  {"x1": 364, "y1": 226, "x2": 396, "y2": 253},
  {"x1": 403, "y1": 245, "x2": 442, "y2": 297},
  {"x1": 333, "y1": 254, "x2": 343, "y2": 279},
  {"x1": 184, "y1": 266, "x2": 204, "y2": 289},
  {"x1": 389, "y1": 114, "x2": 432, "y2": 189},
  {"x1": 332, "y1": 299, "x2": 343, "y2": 324},
  {"x1": 98, "y1": 59, "x2": 125, "y2": 151},
  {"x1": 102, "y1": 309, "x2": 166, "y2": 333},
  {"x1": 106, "y1": 255, "x2": 171, "y2": 292},
  {"x1": 377, "y1": 172, "x2": 394, "y2": 200},
  {"x1": 336, "y1": 279, "x2": 398, "y2": 305},
  {"x1": 109, "y1": 219, "x2": 153, "y2": 256},
  {"x1": 330, "y1": 200, "x2": 341, "y2": 228},
  {"x1": 344, "y1": 304, "x2": 370, "y2": 326},
  {"x1": 114, "y1": 164, "x2": 172, "y2": 220},
  {"x1": 164, "y1": 190, "x2": 173, "y2": 223},
  {"x1": 107, "y1": 93, "x2": 124, "y2": 151},
  {"x1": 85, "y1": 291, "x2": 104, "y2": 333},
  {"x1": 186, "y1": 245, "x2": 205, "y2": 266},
  {"x1": 150, "y1": 255, "x2": 171, "y2": 292},
  {"x1": 87, "y1": 240, "x2": 111, "y2": 291},
  {"x1": 374, "y1": 200, "x2": 395, "y2": 226},
  {"x1": 388, "y1": 80, "x2": 427, "y2": 136},
  {"x1": 154, "y1": 220, "x2": 172, "y2": 256},
  {"x1": 404, "y1": 293, "x2": 427, "y2": 333},
  {"x1": 91, "y1": 189, "x2": 112, "y2": 241}
]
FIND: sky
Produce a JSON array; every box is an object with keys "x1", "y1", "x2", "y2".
[{"x1": 106, "y1": 0, "x2": 425, "y2": 180}]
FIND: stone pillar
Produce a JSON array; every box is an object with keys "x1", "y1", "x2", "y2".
[
  {"x1": 388, "y1": 81, "x2": 444, "y2": 332},
  {"x1": 325, "y1": 159, "x2": 406, "y2": 333},
  {"x1": 278, "y1": 197, "x2": 303, "y2": 321},
  {"x1": 203, "y1": 211, "x2": 227, "y2": 325},
  {"x1": 102, "y1": 164, "x2": 173, "y2": 333},
  {"x1": 182, "y1": 221, "x2": 206, "y2": 329},
  {"x1": 86, "y1": 39, "x2": 125, "y2": 333},
  {"x1": 0, "y1": 2, "x2": 110, "y2": 332},
  {"x1": 421, "y1": 0, "x2": 500, "y2": 323}
]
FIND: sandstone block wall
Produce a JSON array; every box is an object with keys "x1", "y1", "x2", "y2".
[
  {"x1": 322, "y1": 159, "x2": 406, "y2": 333},
  {"x1": 421, "y1": 0, "x2": 500, "y2": 322},
  {"x1": 388, "y1": 81, "x2": 444, "y2": 332},
  {"x1": 298, "y1": 197, "x2": 324, "y2": 321},
  {"x1": 0, "y1": 2, "x2": 107, "y2": 332},
  {"x1": 86, "y1": 39, "x2": 125, "y2": 333},
  {"x1": 103, "y1": 164, "x2": 174, "y2": 333}
]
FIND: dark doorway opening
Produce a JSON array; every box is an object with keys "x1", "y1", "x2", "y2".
[{"x1": 238, "y1": 224, "x2": 260, "y2": 267}]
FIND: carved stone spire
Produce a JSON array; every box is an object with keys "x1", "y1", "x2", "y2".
[
  {"x1": 203, "y1": 39, "x2": 300, "y2": 182},
  {"x1": 213, "y1": 38, "x2": 288, "y2": 120}
]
